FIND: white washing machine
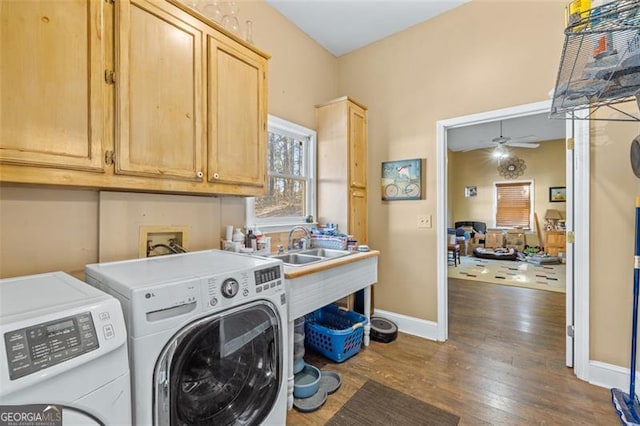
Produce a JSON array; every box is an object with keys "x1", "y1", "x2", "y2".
[
  {"x1": 85, "y1": 249, "x2": 287, "y2": 426},
  {"x1": 0, "y1": 272, "x2": 131, "y2": 425}
]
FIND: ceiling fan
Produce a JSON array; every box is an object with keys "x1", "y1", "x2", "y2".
[
  {"x1": 466, "y1": 120, "x2": 540, "y2": 155},
  {"x1": 489, "y1": 121, "x2": 540, "y2": 156}
]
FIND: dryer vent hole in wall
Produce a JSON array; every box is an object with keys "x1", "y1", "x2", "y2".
[{"x1": 139, "y1": 225, "x2": 190, "y2": 257}]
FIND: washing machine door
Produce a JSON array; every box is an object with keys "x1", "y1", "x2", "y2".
[{"x1": 154, "y1": 301, "x2": 282, "y2": 426}]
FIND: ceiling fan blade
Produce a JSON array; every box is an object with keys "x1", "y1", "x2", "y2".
[
  {"x1": 462, "y1": 143, "x2": 493, "y2": 152},
  {"x1": 510, "y1": 135, "x2": 539, "y2": 143},
  {"x1": 506, "y1": 142, "x2": 540, "y2": 148}
]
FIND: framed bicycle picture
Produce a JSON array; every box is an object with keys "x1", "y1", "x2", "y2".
[{"x1": 381, "y1": 158, "x2": 423, "y2": 201}]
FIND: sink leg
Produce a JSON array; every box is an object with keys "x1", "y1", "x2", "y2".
[
  {"x1": 363, "y1": 285, "x2": 371, "y2": 346},
  {"x1": 287, "y1": 319, "x2": 294, "y2": 409}
]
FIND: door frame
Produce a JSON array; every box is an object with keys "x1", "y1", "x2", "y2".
[{"x1": 435, "y1": 100, "x2": 591, "y2": 380}]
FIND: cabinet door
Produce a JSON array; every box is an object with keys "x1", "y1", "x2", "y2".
[
  {"x1": 348, "y1": 103, "x2": 367, "y2": 189},
  {"x1": 0, "y1": 0, "x2": 105, "y2": 172},
  {"x1": 545, "y1": 231, "x2": 565, "y2": 256},
  {"x1": 116, "y1": 0, "x2": 204, "y2": 181},
  {"x1": 207, "y1": 34, "x2": 266, "y2": 189},
  {"x1": 349, "y1": 189, "x2": 368, "y2": 245}
]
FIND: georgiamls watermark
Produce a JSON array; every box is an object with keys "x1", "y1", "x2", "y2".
[{"x1": 0, "y1": 405, "x2": 62, "y2": 426}]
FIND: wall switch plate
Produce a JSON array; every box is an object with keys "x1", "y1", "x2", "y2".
[{"x1": 417, "y1": 215, "x2": 432, "y2": 229}]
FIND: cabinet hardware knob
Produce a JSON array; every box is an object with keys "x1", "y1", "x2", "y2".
[
  {"x1": 213, "y1": 173, "x2": 220, "y2": 179},
  {"x1": 196, "y1": 171, "x2": 203, "y2": 178}
]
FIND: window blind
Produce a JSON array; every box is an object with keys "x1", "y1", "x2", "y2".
[{"x1": 495, "y1": 182, "x2": 531, "y2": 229}]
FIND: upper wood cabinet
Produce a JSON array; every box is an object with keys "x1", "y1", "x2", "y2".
[
  {"x1": 116, "y1": 0, "x2": 268, "y2": 194},
  {"x1": 207, "y1": 32, "x2": 267, "y2": 189},
  {"x1": 317, "y1": 97, "x2": 368, "y2": 245},
  {"x1": 0, "y1": 0, "x2": 269, "y2": 196},
  {"x1": 0, "y1": 0, "x2": 106, "y2": 172},
  {"x1": 348, "y1": 103, "x2": 367, "y2": 189},
  {"x1": 116, "y1": 0, "x2": 204, "y2": 182}
]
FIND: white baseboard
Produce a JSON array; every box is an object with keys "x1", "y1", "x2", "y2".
[
  {"x1": 373, "y1": 309, "x2": 439, "y2": 341},
  {"x1": 589, "y1": 360, "x2": 635, "y2": 390}
]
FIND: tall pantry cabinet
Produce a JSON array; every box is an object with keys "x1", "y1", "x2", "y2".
[{"x1": 316, "y1": 97, "x2": 368, "y2": 245}]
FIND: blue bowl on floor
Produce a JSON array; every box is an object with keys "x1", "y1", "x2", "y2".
[{"x1": 293, "y1": 363, "x2": 321, "y2": 398}]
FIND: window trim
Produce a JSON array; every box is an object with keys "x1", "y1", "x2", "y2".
[
  {"x1": 492, "y1": 179, "x2": 534, "y2": 230},
  {"x1": 245, "y1": 115, "x2": 316, "y2": 232}
]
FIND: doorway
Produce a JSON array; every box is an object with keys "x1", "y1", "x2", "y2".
[{"x1": 436, "y1": 101, "x2": 591, "y2": 380}]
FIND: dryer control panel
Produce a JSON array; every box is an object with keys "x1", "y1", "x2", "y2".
[{"x1": 4, "y1": 312, "x2": 98, "y2": 380}]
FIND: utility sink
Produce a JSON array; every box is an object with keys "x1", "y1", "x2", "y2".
[
  {"x1": 270, "y1": 248, "x2": 351, "y2": 267},
  {"x1": 298, "y1": 248, "x2": 351, "y2": 259},
  {"x1": 270, "y1": 253, "x2": 323, "y2": 266}
]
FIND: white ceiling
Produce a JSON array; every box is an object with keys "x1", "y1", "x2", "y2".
[
  {"x1": 263, "y1": 1, "x2": 566, "y2": 150},
  {"x1": 265, "y1": 0, "x2": 469, "y2": 57},
  {"x1": 447, "y1": 113, "x2": 567, "y2": 152}
]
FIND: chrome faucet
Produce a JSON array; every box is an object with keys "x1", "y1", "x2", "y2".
[{"x1": 288, "y1": 226, "x2": 311, "y2": 250}]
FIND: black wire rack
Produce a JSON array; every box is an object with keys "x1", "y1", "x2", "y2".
[{"x1": 551, "y1": 0, "x2": 640, "y2": 121}]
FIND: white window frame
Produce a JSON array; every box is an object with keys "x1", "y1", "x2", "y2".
[
  {"x1": 245, "y1": 115, "x2": 316, "y2": 232},
  {"x1": 492, "y1": 179, "x2": 535, "y2": 230}
]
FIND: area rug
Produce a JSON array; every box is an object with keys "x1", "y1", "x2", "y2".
[
  {"x1": 326, "y1": 380, "x2": 459, "y2": 426},
  {"x1": 448, "y1": 256, "x2": 566, "y2": 293}
]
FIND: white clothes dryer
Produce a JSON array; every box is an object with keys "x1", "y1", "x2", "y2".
[
  {"x1": 0, "y1": 272, "x2": 131, "y2": 425},
  {"x1": 85, "y1": 250, "x2": 287, "y2": 426}
]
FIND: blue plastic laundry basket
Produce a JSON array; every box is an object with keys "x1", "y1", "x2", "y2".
[{"x1": 305, "y1": 304, "x2": 368, "y2": 363}]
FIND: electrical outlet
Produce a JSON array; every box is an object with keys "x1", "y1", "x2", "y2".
[
  {"x1": 139, "y1": 225, "x2": 189, "y2": 257},
  {"x1": 417, "y1": 214, "x2": 432, "y2": 229}
]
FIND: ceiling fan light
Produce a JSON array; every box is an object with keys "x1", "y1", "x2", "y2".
[{"x1": 493, "y1": 144, "x2": 508, "y2": 159}]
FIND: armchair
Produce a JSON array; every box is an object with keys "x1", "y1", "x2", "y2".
[
  {"x1": 454, "y1": 221, "x2": 487, "y2": 237},
  {"x1": 454, "y1": 221, "x2": 487, "y2": 253}
]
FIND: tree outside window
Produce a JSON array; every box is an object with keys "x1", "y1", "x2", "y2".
[{"x1": 247, "y1": 116, "x2": 315, "y2": 230}]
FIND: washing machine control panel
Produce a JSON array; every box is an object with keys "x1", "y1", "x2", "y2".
[
  {"x1": 4, "y1": 312, "x2": 98, "y2": 380},
  {"x1": 204, "y1": 264, "x2": 283, "y2": 310},
  {"x1": 254, "y1": 266, "x2": 281, "y2": 286},
  {"x1": 254, "y1": 266, "x2": 283, "y2": 295}
]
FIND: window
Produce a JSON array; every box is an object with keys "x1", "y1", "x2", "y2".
[
  {"x1": 494, "y1": 181, "x2": 533, "y2": 229},
  {"x1": 246, "y1": 115, "x2": 316, "y2": 231}
]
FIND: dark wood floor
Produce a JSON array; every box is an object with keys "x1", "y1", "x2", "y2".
[{"x1": 285, "y1": 278, "x2": 618, "y2": 425}]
